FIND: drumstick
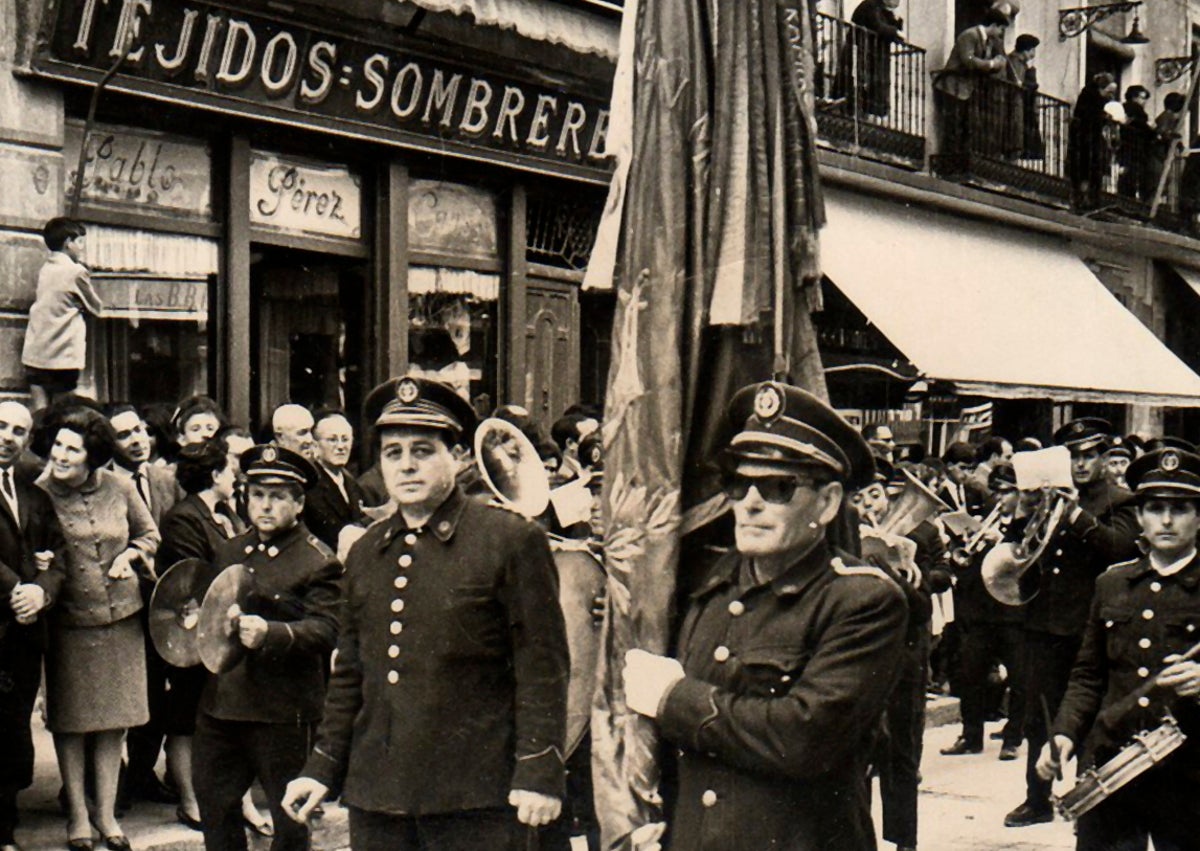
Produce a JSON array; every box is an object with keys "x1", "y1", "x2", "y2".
[{"x1": 1041, "y1": 695, "x2": 1062, "y2": 782}]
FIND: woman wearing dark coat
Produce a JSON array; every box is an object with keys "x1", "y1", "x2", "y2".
[
  {"x1": 1067, "y1": 72, "x2": 1119, "y2": 210},
  {"x1": 154, "y1": 438, "x2": 244, "y2": 831},
  {"x1": 835, "y1": 0, "x2": 905, "y2": 118},
  {"x1": 37, "y1": 408, "x2": 160, "y2": 850},
  {"x1": 1117, "y1": 85, "x2": 1155, "y2": 200}
]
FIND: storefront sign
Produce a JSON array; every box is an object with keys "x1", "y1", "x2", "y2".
[
  {"x1": 37, "y1": 0, "x2": 613, "y2": 180},
  {"x1": 65, "y1": 120, "x2": 213, "y2": 220},
  {"x1": 249, "y1": 152, "x2": 362, "y2": 241},
  {"x1": 94, "y1": 274, "x2": 209, "y2": 321},
  {"x1": 409, "y1": 181, "x2": 498, "y2": 260}
]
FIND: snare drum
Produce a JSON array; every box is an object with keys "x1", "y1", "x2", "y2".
[{"x1": 1055, "y1": 715, "x2": 1187, "y2": 821}]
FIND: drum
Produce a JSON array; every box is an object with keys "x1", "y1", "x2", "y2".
[
  {"x1": 552, "y1": 546, "x2": 606, "y2": 758},
  {"x1": 1055, "y1": 715, "x2": 1187, "y2": 821}
]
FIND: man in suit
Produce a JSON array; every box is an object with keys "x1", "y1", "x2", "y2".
[
  {"x1": 934, "y1": 11, "x2": 1010, "y2": 160},
  {"x1": 107, "y1": 404, "x2": 180, "y2": 807},
  {"x1": 284, "y1": 377, "x2": 568, "y2": 850},
  {"x1": 303, "y1": 411, "x2": 365, "y2": 552},
  {"x1": 193, "y1": 444, "x2": 341, "y2": 851},
  {"x1": 1005, "y1": 418, "x2": 1140, "y2": 827},
  {"x1": 940, "y1": 442, "x2": 989, "y2": 515},
  {"x1": 272, "y1": 405, "x2": 316, "y2": 461},
  {"x1": 0, "y1": 401, "x2": 66, "y2": 851}
]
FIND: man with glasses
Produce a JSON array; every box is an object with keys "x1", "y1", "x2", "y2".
[
  {"x1": 622, "y1": 381, "x2": 908, "y2": 850},
  {"x1": 303, "y1": 410, "x2": 365, "y2": 551}
]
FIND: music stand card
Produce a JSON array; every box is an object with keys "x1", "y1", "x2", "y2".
[{"x1": 1012, "y1": 446, "x2": 1073, "y2": 490}]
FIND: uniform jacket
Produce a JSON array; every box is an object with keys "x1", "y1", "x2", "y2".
[
  {"x1": 200, "y1": 522, "x2": 341, "y2": 725},
  {"x1": 303, "y1": 486, "x2": 569, "y2": 815},
  {"x1": 1022, "y1": 478, "x2": 1139, "y2": 637},
  {"x1": 157, "y1": 493, "x2": 244, "y2": 574},
  {"x1": 0, "y1": 466, "x2": 66, "y2": 644},
  {"x1": 934, "y1": 26, "x2": 1003, "y2": 100},
  {"x1": 303, "y1": 465, "x2": 366, "y2": 551},
  {"x1": 21, "y1": 252, "x2": 102, "y2": 371},
  {"x1": 38, "y1": 469, "x2": 160, "y2": 628},
  {"x1": 1055, "y1": 553, "x2": 1200, "y2": 771},
  {"x1": 659, "y1": 541, "x2": 908, "y2": 851}
]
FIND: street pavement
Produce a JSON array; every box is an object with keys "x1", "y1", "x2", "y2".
[{"x1": 12, "y1": 706, "x2": 1080, "y2": 851}]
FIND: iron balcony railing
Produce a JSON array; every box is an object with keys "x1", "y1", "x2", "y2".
[
  {"x1": 814, "y1": 12, "x2": 927, "y2": 165},
  {"x1": 931, "y1": 74, "x2": 1072, "y2": 202}
]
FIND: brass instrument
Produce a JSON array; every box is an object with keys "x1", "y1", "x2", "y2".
[
  {"x1": 981, "y1": 487, "x2": 1068, "y2": 606},
  {"x1": 861, "y1": 469, "x2": 951, "y2": 582},
  {"x1": 474, "y1": 417, "x2": 551, "y2": 519},
  {"x1": 950, "y1": 503, "x2": 1005, "y2": 567}
]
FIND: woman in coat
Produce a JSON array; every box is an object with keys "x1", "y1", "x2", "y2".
[
  {"x1": 1067, "y1": 72, "x2": 1119, "y2": 210},
  {"x1": 835, "y1": 0, "x2": 905, "y2": 119},
  {"x1": 37, "y1": 408, "x2": 160, "y2": 851}
]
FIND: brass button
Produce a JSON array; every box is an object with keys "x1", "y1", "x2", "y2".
[
  {"x1": 1138, "y1": 667, "x2": 1150, "y2": 678},
  {"x1": 398, "y1": 554, "x2": 413, "y2": 568},
  {"x1": 438, "y1": 522, "x2": 451, "y2": 534},
  {"x1": 404, "y1": 533, "x2": 417, "y2": 546},
  {"x1": 391, "y1": 599, "x2": 405, "y2": 613},
  {"x1": 728, "y1": 600, "x2": 745, "y2": 617},
  {"x1": 387, "y1": 670, "x2": 399, "y2": 685},
  {"x1": 701, "y1": 789, "x2": 718, "y2": 808},
  {"x1": 1143, "y1": 609, "x2": 1155, "y2": 621},
  {"x1": 1189, "y1": 624, "x2": 1196, "y2": 633},
  {"x1": 394, "y1": 576, "x2": 408, "y2": 590},
  {"x1": 1139, "y1": 638, "x2": 1152, "y2": 649},
  {"x1": 388, "y1": 645, "x2": 400, "y2": 658},
  {"x1": 1105, "y1": 620, "x2": 1114, "y2": 628},
  {"x1": 1051, "y1": 567, "x2": 1061, "y2": 575},
  {"x1": 1054, "y1": 549, "x2": 1063, "y2": 557},
  {"x1": 1150, "y1": 581, "x2": 1163, "y2": 593},
  {"x1": 1138, "y1": 696, "x2": 1151, "y2": 708},
  {"x1": 390, "y1": 621, "x2": 403, "y2": 635},
  {"x1": 713, "y1": 646, "x2": 730, "y2": 663}
]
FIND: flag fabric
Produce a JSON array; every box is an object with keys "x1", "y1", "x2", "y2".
[{"x1": 586, "y1": 1, "x2": 828, "y2": 848}]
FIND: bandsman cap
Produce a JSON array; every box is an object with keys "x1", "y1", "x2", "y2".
[
  {"x1": 239, "y1": 443, "x2": 319, "y2": 490},
  {"x1": 363, "y1": 376, "x2": 477, "y2": 446},
  {"x1": 1125, "y1": 447, "x2": 1200, "y2": 500}
]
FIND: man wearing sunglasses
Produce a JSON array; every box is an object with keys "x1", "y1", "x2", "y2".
[{"x1": 622, "y1": 381, "x2": 909, "y2": 850}]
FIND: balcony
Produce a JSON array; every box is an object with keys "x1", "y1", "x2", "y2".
[
  {"x1": 930, "y1": 75, "x2": 1072, "y2": 205},
  {"x1": 814, "y1": 12, "x2": 927, "y2": 167}
]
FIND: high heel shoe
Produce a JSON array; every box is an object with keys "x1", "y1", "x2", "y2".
[
  {"x1": 102, "y1": 837, "x2": 130, "y2": 851},
  {"x1": 66, "y1": 840, "x2": 93, "y2": 851},
  {"x1": 176, "y1": 806, "x2": 203, "y2": 831}
]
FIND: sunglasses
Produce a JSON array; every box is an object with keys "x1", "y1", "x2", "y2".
[{"x1": 720, "y1": 472, "x2": 813, "y2": 504}]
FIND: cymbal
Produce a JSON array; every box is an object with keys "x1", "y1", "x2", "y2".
[
  {"x1": 197, "y1": 564, "x2": 252, "y2": 674},
  {"x1": 148, "y1": 558, "x2": 212, "y2": 668}
]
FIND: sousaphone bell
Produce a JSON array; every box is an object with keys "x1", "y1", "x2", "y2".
[{"x1": 474, "y1": 417, "x2": 550, "y2": 518}]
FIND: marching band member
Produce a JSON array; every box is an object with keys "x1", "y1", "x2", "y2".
[
  {"x1": 1037, "y1": 446, "x2": 1200, "y2": 849},
  {"x1": 1005, "y1": 418, "x2": 1140, "y2": 828},
  {"x1": 284, "y1": 377, "x2": 569, "y2": 850},
  {"x1": 622, "y1": 382, "x2": 908, "y2": 850}
]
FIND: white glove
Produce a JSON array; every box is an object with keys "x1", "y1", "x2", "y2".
[{"x1": 623, "y1": 649, "x2": 685, "y2": 718}]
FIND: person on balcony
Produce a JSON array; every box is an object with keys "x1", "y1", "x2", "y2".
[
  {"x1": 1117, "y1": 85, "x2": 1155, "y2": 201},
  {"x1": 933, "y1": 12, "x2": 1011, "y2": 166},
  {"x1": 1002, "y1": 34, "x2": 1042, "y2": 160},
  {"x1": 1148, "y1": 92, "x2": 1187, "y2": 206},
  {"x1": 1067, "y1": 73, "x2": 1120, "y2": 211},
  {"x1": 834, "y1": 0, "x2": 905, "y2": 120}
]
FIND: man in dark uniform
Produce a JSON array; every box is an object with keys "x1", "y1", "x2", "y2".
[
  {"x1": 192, "y1": 444, "x2": 341, "y2": 851},
  {"x1": 1005, "y1": 418, "x2": 1140, "y2": 827},
  {"x1": 0, "y1": 401, "x2": 65, "y2": 851},
  {"x1": 942, "y1": 462, "x2": 1027, "y2": 760},
  {"x1": 1038, "y1": 446, "x2": 1200, "y2": 850},
  {"x1": 622, "y1": 381, "x2": 909, "y2": 850},
  {"x1": 284, "y1": 377, "x2": 569, "y2": 850}
]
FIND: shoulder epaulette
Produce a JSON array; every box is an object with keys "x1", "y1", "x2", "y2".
[
  {"x1": 307, "y1": 534, "x2": 336, "y2": 559},
  {"x1": 1103, "y1": 556, "x2": 1141, "y2": 574},
  {"x1": 831, "y1": 555, "x2": 891, "y2": 581}
]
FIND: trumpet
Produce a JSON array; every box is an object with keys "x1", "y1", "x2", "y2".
[
  {"x1": 980, "y1": 487, "x2": 1069, "y2": 605},
  {"x1": 950, "y1": 503, "x2": 1005, "y2": 567}
]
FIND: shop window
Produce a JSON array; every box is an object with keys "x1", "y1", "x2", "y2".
[{"x1": 407, "y1": 267, "x2": 499, "y2": 415}]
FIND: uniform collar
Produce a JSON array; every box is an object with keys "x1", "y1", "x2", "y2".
[
  {"x1": 691, "y1": 538, "x2": 832, "y2": 599},
  {"x1": 246, "y1": 522, "x2": 305, "y2": 558},
  {"x1": 1128, "y1": 552, "x2": 1200, "y2": 590},
  {"x1": 378, "y1": 486, "x2": 468, "y2": 548}
]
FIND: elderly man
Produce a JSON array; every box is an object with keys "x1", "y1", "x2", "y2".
[
  {"x1": 284, "y1": 377, "x2": 569, "y2": 850},
  {"x1": 0, "y1": 401, "x2": 64, "y2": 851},
  {"x1": 303, "y1": 410, "x2": 365, "y2": 551},
  {"x1": 622, "y1": 382, "x2": 908, "y2": 850},
  {"x1": 1038, "y1": 446, "x2": 1200, "y2": 849},
  {"x1": 1005, "y1": 418, "x2": 1140, "y2": 827},
  {"x1": 271, "y1": 405, "x2": 315, "y2": 460}
]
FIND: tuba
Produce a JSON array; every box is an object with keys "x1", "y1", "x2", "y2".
[
  {"x1": 473, "y1": 417, "x2": 551, "y2": 518},
  {"x1": 980, "y1": 487, "x2": 1068, "y2": 605},
  {"x1": 861, "y1": 469, "x2": 951, "y2": 582}
]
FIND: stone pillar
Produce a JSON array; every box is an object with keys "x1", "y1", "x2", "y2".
[{"x1": 0, "y1": 0, "x2": 64, "y2": 396}]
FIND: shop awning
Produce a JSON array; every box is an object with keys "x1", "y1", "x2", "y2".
[{"x1": 821, "y1": 190, "x2": 1200, "y2": 407}]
